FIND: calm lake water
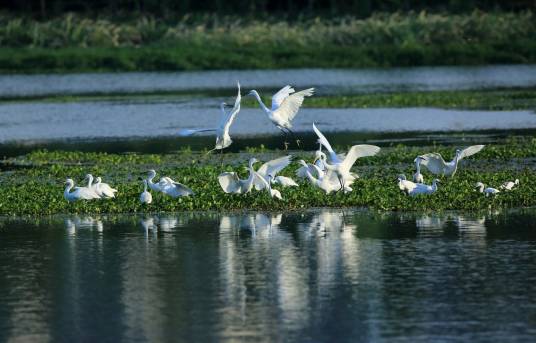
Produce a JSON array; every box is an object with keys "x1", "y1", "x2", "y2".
[
  {"x1": 1, "y1": 208, "x2": 536, "y2": 342},
  {"x1": 2, "y1": 65, "x2": 536, "y2": 97}
]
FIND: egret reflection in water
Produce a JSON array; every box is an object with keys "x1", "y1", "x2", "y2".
[{"x1": 1, "y1": 209, "x2": 533, "y2": 342}]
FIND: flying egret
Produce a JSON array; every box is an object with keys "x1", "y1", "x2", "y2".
[
  {"x1": 93, "y1": 177, "x2": 118, "y2": 198},
  {"x1": 413, "y1": 156, "x2": 424, "y2": 183},
  {"x1": 298, "y1": 160, "x2": 350, "y2": 194},
  {"x1": 253, "y1": 155, "x2": 295, "y2": 190},
  {"x1": 64, "y1": 178, "x2": 100, "y2": 202},
  {"x1": 397, "y1": 174, "x2": 418, "y2": 193},
  {"x1": 254, "y1": 173, "x2": 283, "y2": 200},
  {"x1": 475, "y1": 182, "x2": 500, "y2": 196},
  {"x1": 178, "y1": 81, "x2": 241, "y2": 154},
  {"x1": 218, "y1": 158, "x2": 259, "y2": 194},
  {"x1": 500, "y1": 179, "x2": 519, "y2": 191},
  {"x1": 248, "y1": 85, "x2": 314, "y2": 149},
  {"x1": 159, "y1": 177, "x2": 194, "y2": 198},
  {"x1": 140, "y1": 180, "x2": 152, "y2": 204},
  {"x1": 313, "y1": 123, "x2": 380, "y2": 190},
  {"x1": 407, "y1": 179, "x2": 440, "y2": 196},
  {"x1": 419, "y1": 145, "x2": 485, "y2": 177}
]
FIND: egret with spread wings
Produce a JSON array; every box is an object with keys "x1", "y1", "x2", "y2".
[
  {"x1": 248, "y1": 85, "x2": 314, "y2": 149},
  {"x1": 419, "y1": 145, "x2": 485, "y2": 177},
  {"x1": 254, "y1": 155, "x2": 297, "y2": 190},
  {"x1": 218, "y1": 158, "x2": 259, "y2": 194},
  {"x1": 179, "y1": 81, "x2": 241, "y2": 152},
  {"x1": 313, "y1": 123, "x2": 380, "y2": 191}
]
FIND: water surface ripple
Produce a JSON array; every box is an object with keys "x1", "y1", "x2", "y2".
[{"x1": 0, "y1": 208, "x2": 535, "y2": 342}]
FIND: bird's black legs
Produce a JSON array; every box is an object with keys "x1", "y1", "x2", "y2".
[
  {"x1": 278, "y1": 128, "x2": 290, "y2": 151},
  {"x1": 286, "y1": 128, "x2": 301, "y2": 147},
  {"x1": 220, "y1": 148, "x2": 224, "y2": 167}
]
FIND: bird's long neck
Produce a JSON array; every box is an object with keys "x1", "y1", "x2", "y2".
[
  {"x1": 415, "y1": 160, "x2": 421, "y2": 174},
  {"x1": 87, "y1": 176, "x2": 93, "y2": 187},
  {"x1": 64, "y1": 183, "x2": 73, "y2": 196},
  {"x1": 478, "y1": 184, "x2": 484, "y2": 193},
  {"x1": 252, "y1": 91, "x2": 270, "y2": 113},
  {"x1": 432, "y1": 180, "x2": 438, "y2": 191},
  {"x1": 304, "y1": 167, "x2": 318, "y2": 184},
  {"x1": 143, "y1": 181, "x2": 148, "y2": 192},
  {"x1": 147, "y1": 172, "x2": 156, "y2": 185}
]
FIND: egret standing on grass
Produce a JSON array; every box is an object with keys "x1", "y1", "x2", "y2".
[
  {"x1": 298, "y1": 160, "x2": 346, "y2": 194},
  {"x1": 397, "y1": 174, "x2": 418, "y2": 194},
  {"x1": 145, "y1": 170, "x2": 194, "y2": 197},
  {"x1": 179, "y1": 81, "x2": 242, "y2": 158},
  {"x1": 407, "y1": 179, "x2": 441, "y2": 196},
  {"x1": 313, "y1": 123, "x2": 380, "y2": 191},
  {"x1": 93, "y1": 177, "x2": 118, "y2": 198},
  {"x1": 419, "y1": 145, "x2": 485, "y2": 177},
  {"x1": 218, "y1": 158, "x2": 259, "y2": 194},
  {"x1": 500, "y1": 179, "x2": 519, "y2": 191},
  {"x1": 64, "y1": 178, "x2": 100, "y2": 202},
  {"x1": 475, "y1": 182, "x2": 500, "y2": 196},
  {"x1": 255, "y1": 173, "x2": 283, "y2": 200},
  {"x1": 140, "y1": 180, "x2": 152, "y2": 204},
  {"x1": 248, "y1": 85, "x2": 314, "y2": 149},
  {"x1": 253, "y1": 155, "x2": 297, "y2": 190},
  {"x1": 413, "y1": 156, "x2": 424, "y2": 183}
]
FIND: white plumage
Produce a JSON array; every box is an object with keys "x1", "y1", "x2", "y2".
[
  {"x1": 140, "y1": 180, "x2": 152, "y2": 204},
  {"x1": 64, "y1": 178, "x2": 100, "y2": 202},
  {"x1": 420, "y1": 145, "x2": 485, "y2": 177},
  {"x1": 475, "y1": 182, "x2": 500, "y2": 196},
  {"x1": 218, "y1": 158, "x2": 259, "y2": 194}
]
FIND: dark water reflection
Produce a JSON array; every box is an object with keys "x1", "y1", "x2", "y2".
[{"x1": 1, "y1": 208, "x2": 536, "y2": 342}]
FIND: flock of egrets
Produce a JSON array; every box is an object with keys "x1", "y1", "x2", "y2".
[{"x1": 63, "y1": 82, "x2": 520, "y2": 203}]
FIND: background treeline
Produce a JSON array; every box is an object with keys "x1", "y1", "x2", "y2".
[{"x1": 2, "y1": 0, "x2": 535, "y2": 18}]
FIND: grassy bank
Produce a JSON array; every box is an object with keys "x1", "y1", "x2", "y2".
[
  {"x1": 1, "y1": 136, "x2": 535, "y2": 215},
  {"x1": 0, "y1": 11, "x2": 535, "y2": 72}
]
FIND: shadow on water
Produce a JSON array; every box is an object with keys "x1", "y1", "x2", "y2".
[
  {"x1": 1, "y1": 208, "x2": 536, "y2": 342},
  {"x1": 2, "y1": 128, "x2": 535, "y2": 157}
]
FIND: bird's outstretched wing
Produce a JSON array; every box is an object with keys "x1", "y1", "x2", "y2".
[
  {"x1": 168, "y1": 181, "x2": 194, "y2": 196},
  {"x1": 419, "y1": 153, "x2": 447, "y2": 175},
  {"x1": 459, "y1": 145, "x2": 485, "y2": 160},
  {"x1": 313, "y1": 122, "x2": 340, "y2": 164},
  {"x1": 178, "y1": 128, "x2": 216, "y2": 136},
  {"x1": 339, "y1": 145, "x2": 381, "y2": 174},
  {"x1": 255, "y1": 156, "x2": 292, "y2": 190},
  {"x1": 223, "y1": 81, "x2": 242, "y2": 129},
  {"x1": 271, "y1": 85, "x2": 295, "y2": 111},
  {"x1": 218, "y1": 172, "x2": 241, "y2": 193},
  {"x1": 275, "y1": 88, "x2": 314, "y2": 122}
]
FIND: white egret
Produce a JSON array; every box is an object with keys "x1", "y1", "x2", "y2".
[
  {"x1": 84, "y1": 174, "x2": 101, "y2": 198},
  {"x1": 159, "y1": 177, "x2": 194, "y2": 198},
  {"x1": 64, "y1": 178, "x2": 100, "y2": 202},
  {"x1": 407, "y1": 179, "x2": 440, "y2": 196},
  {"x1": 146, "y1": 169, "x2": 171, "y2": 192},
  {"x1": 93, "y1": 177, "x2": 118, "y2": 198},
  {"x1": 248, "y1": 85, "x2": 314, "y2": 148},
  {"x1": 218, "y1": 158, "x2": 259, "y2": 194},
  {"x1": 298, "y1": 160, "x2": 349, "y2": 194},
  {"x1": 397, "y1": 174, "x2": 418, "y2": 193},
  {"x1": 254, "y1": 173, "x2": 283, "y2": 200},
  {"x1": 313, "y1": 123, "x2": 380, "y2": 190},
  {"x1": 419, "y1": 145, "x2": 485, "y2": 177},
  {"x1": 475, "y1": 182, "x2": 500, "y2": 196},
  {"x1": 140, "y1": 180, "x2": 152, "y2": 204},
  {"x1": 413, "y1": 156, "x2": 424, "y2": 183},
  {"x1": 500, "y1": 179, "x2": 519, "y2": 191},
  {"x1": 296, "y1": 143, "x2": 326, "y2": 179},
  {"x1": 178, "y1": 81, "x2": 241, "y2": 152},
  {"x1": 253, "y1": 155, "x2": 295, "y2": 190}
]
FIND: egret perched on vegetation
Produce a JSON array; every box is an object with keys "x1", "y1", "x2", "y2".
[
  {"x1": 248, "y1": 85, "x2": 314, "y2": 149},
  {"x1": 413, "y1": 156, "x2": 424, "y2": 183},
  {"x1": 140, "y1": 180, "x2": 152, "y2": 204},
  {"x1": 475, "y1": 182, "x2": 500, "y2": 196},
  {"x1": 93, "y1": 177, "x2": 118, "y2": 198},
  {"x1": 178, "y1": 81, "x2": 242, "y2": 152},
  {"x1": 218, "y1": 158, "x2": 259, "y2": 194},
  {"x1": 160, "y1": 177, "x2": 194, "y2": 198},
  {"x1": 253, "y1": 155, "x2": 296, "y2": 189},
  {"x1": 313, "y1": 123, "x2": 380, "y2": 191},
  {"x1": 64, "y1": 178, "x2": 100, "y2": 202},
  {"x1": 145, "y1": 170, "x2": 193, "y2": 197},
  {"x1": 255, "y1": 173, "x2": 283, "y2": 200},
  {"x1": 298, "y1": 160, "x2": 349, "y2": 194},
  {"x1": 397, "y1": 174, "x2": 418, "y2": 194},
  {"x1": 296, "y1": 143, "x2": 326, "y2": 179},
  {"x1": 419, "y1": 145, "x2": 485, "y2": 177},
  {"x1": 407, "y1": 179, "x2": 440, "y2": 196},
  {"x1": 500, "y1": 179, "x2": 519, "y2": 191}
]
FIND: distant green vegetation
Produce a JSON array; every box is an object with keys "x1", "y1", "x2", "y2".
[
  {"x1": 1, "y1": 136, "x2": 535, "y2": 215},
  {"x1": 7, "y1": 88, "x2": 535, "y2": 111},
  {"x1": 0, "y1": 11, "x2": 534, "y2": 72}
]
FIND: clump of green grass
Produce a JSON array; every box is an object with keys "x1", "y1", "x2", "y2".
[
  {"x1": 1, "y1": 137, "x2": 535, "y2": 215},
  {"x1": 0, "y1": 11, "x2": 534, "y2": 72}
]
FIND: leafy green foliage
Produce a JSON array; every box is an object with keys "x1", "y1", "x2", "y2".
[{"x1": 1, "y1": 137, "x2": 535, "y2": 215}]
